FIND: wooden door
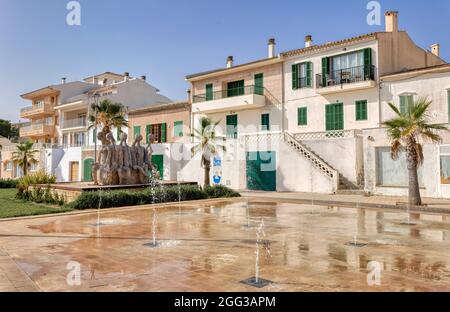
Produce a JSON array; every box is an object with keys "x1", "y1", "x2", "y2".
[{"x1": 70, "y1": 162, "x2": 79, "y2": 182}]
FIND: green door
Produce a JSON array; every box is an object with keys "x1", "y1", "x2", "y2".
[
  {"x1": 325, "y1": 103, "x2": 344, "y2": 131},
  {"x1": 151, "y1": 155, "x2": 164, "y2": 179},
  {"x1": 83, "y1": 158, "x2": 94, "y2": 182},
  {"x1": 246, "y1": 151, "x2": 276, "y2": 191}
]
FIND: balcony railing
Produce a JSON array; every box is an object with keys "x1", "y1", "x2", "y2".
[
  {"x1": 61, "y1": 118, "x2": 87, "y2": 129},
  {"x1": 20, "y1": 102, "x2": 53, "y2": 117},
  {"x1": 20, "y1": 123, "x2": 54, "y2": 137},
  {"x1": 316, "y1": 65, "x2": 376, "y2": 88},
  {"x1": 193, "y1": 85, "x2": 265, "y2": 103}
]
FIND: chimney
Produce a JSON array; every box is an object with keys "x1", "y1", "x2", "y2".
[
  {"x1": 124, "y1": 72, "x2": 130, "y2": 82},
  {"x1": 268, "y1": 38, "x2": 276, "y2": 58},
  {"x1": 141, "y1": 75, "x2": 146, "y2": 81},
  {"x1": 61, "y1": 77, "x2": 66, "y2": 84},
  {"x1": 305, "y1": 35, "x2": 313, "y2": 48},
  {"x1": 431, "y1": 44, "x2": 440, "y2": 57},
  {"x1": 226, "y1": 56, "x2": 234, "y2": 68},
  {"x1": 385, "y1": 11, "x2": 399, "y2": 33}
]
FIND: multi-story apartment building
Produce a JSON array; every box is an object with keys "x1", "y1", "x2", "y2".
[
  {"x1": 12, "y1": 72, "x2": 172, "y2": 182},
  {"x1": 185, "y1": 11, "x2": 447, "y2": 194}
]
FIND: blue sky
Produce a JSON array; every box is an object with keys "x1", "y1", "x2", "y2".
[{"x1": 0, "y1": 0, "x2": 449, "y2": 122}]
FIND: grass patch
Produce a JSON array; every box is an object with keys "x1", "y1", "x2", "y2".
[{"x1": 0, "y1": 189, "x2": 73, "y2": 219}]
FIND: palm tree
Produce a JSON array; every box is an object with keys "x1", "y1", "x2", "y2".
[
  {"x1": 191, "y1": 116, "x2": 226, "y2": 187},
  {"x1": 12, "y1": 140, "x2": 38, "y2": 177},
  {"x1": 383, "y1": 97, "x2": 448, "y2": 206},
  {"x1": 88, "y1": 99, "x2": 128, "y2": 145}
]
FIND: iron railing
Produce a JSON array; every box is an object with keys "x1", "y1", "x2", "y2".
[
  {"x1": 193, "y1": 85, "x2": 265, "y2": 103},
  {"x1": 316, "y1": 65, "x2": 376, "y2": 88},
  {"x1": 61, "y1": 118, "x2": 87, "y2": 129}
]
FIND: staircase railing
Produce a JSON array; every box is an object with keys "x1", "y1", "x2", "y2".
[{"x1": 284, "y1": 132, "x2": 339, "y2": 186}]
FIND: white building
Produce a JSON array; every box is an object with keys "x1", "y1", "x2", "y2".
[{"x1": 364, "y1": 63, "x2": 450, "y2": 198}]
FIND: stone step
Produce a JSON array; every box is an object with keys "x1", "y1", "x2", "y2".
[{"x1": 336, "y1": 189, "x2": 366, "y2": 196}]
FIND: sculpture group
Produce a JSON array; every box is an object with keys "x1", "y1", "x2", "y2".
[{"x1": 93, "y1": 132, "x2": 159, "y2": 186}]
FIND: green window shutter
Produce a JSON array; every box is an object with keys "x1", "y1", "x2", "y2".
[
  {"x1": 174, "y1": 121, "x2": 183, "y2": 137},
  {"x1": 364, "y1": 48, "x2": 373, "y2": 79},
  {"x1": 226, "y1": 115, "x2": 238, "y2": 139},
  {"x1": 400, "y1": 95, "x2": 414, "y2": 114},
  {"x1": 161, "y1": 123, "x2": 167, "y2": 143},
  {"x1": 227, "y1": 80, "x2": 244, "y2": 97},
  {"x1": 206, "y1": 84, "x2": 213, "y2": 101},
  {"x1": 326, "y1": 103, "x2": 344, "y2": 131},
  {"x1": 298, "y1": 107, "x2": 307, "y2": 126},
  {"x1": 321, "y1": 57, "x2": 329, "y2": 86},
  {"x1": 117, "y1": 127, "x2": 121, "y2": 140},
  {"x1": 133, "y1": 126, "x2": 141, "y2": 139},
  {"x1": 292, "y1": 64, "x2": 299, "y2": 89},
  {"x1": 145, "y1": 125, "x2": 151, "y2": 143},
  {"x1": 255, "y1": 73, "x2": 264, "y2": 95},
  {"x1": 356, "y1": 100, "x2": 368, "y2": 121},
  {"x1": 306, "y1": 62, "x2": 313, "y2": 87},
  {"x1": 261, "y1": 114, "x2": 270, "y2": 131}
]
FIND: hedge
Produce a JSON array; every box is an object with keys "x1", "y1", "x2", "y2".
[
  {"x1": 0, "y1": 179, "x2": 18, "y2": 189},
  {"x1": 70, "y1": 185, "x2": 241, "y2": 210}
]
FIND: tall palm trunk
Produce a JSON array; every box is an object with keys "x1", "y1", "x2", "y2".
[
  {"x1": 203, "y1": 158, "x2": 211, "y2": 187},
  {"x1": 23, "y1": 155, "x2": 28, "y2": 176},
  {"x1": 406, "y1": 143, "x2": 422, "y2": 206}
]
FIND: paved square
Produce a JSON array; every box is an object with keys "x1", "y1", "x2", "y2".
[{"x1": 1, "y1": 198, "x2": 450, "y2": 291}]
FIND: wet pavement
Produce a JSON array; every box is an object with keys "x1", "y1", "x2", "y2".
[{"x1": 1, "y1": 198, "x2": 450, "y2": 292}]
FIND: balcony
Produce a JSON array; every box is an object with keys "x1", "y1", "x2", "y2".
[
  {"x1": 61, "y1": 118, "x2": 87, "y2": 130},
  {"x1": 20, "y1": 102, "x2": 54, "y2": 118},
  {"x1": 316, "y1": 65, "x2": 377, "y2": 94},
  {"x1": 192, "y1": 85, "x2": 266, "y2": 114},
  {"x1": 20, "y1": 123, "x2": 55, "y2": 138}
]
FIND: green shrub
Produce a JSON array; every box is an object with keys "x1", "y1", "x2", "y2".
[
  {"x1": 69, "y1": 185, "x2": 238, "y2": 210},
  {"x1": 0, "y1": 179, "x2": 18, "y2": 189},
  {"x1": 203, "y1": 185, "x2": 241, "y2": 199},
  {"x1": 16, "y1": 171, "x2": 56, "y2": 199}
]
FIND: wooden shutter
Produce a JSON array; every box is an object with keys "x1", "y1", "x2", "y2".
[
  {"x1": 364, "y1": 48, "x2": 372, "y2": 79},
  {"x1": 261, "y1": 114, "x2": 270, "y2": 131},
  {"x1": 298, "y1": 107, "x2": 307, "y2": 125},
  {"x1": 174, "y1": 121, "x2": 183, "y2": 137},
  {"x1": 292, "y1": 64, "x2": 299, "y2": 89},
  {"x1": 206, "y1": 84, "x2": 213, "y2": 101},
  {"x1": 146, "y1": 125, "x2": 151, "y2": 143},
  {"x1": 255, "y1": 73, "x2": 264, "y2": 95},
  {"x1": 306, "y1": 62, "x2": 313, "y2": 87},
  {"x1": 321, "y1": 57, "x2": 329, "y2": 86},
  {"x1": 161, "y1": 123, "x2": 167, "y2": 143}
]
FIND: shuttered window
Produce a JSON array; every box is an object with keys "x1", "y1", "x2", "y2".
[
  {"x1": 400, "y1": 95, "x2": 414, "y2": 114},
  {"x1": 226, "y1": 115, "x2": 238, "y2": 139},
  {"x1": 292, "y1": 62, "x2": 313, "y2": 89},
  {"x1": 325, "y1": 103, "x2": 344, "y2": 131},
  {"x1": 255, "y1": 73, "x2": 264, "y2": 95},
  {"x1": 297, "y1": 107, "x2": 307, "y2": 126},
  {"x1": 133, "y1": 126, "x2": 141, "y2": 139},
  {"x1": 261, "y1": 114, "x2": 270, "y2": 131},
  {"x1": 174, "y1": 121, "x2": 183, "y2": 137},
  {"x1": 161, "y1": 123, "x2": 167, "y2": 143},
  {"x1": 146, "y1": 125, "x2": 152, "y2": 143},
  {"x1": 355, "y1": 100, "x2": 368, "y2": 121},
  {"x1": 206, "y1": 84, "x2": 213, "y2": 101}
]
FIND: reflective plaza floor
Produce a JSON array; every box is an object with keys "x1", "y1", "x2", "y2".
[{"x1": 1, "y1": 198, "x2": 450, "y2": 292}]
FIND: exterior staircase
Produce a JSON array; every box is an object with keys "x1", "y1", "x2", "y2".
[{"x1": 284, "y1": 132, "x2": 364, "y2": 194}]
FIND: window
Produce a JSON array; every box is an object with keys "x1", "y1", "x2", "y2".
[
  {"x1": 133, "y1": 126, "x2": 141, "y2": 139},
  {"x1": 355, "y1": 100, "x2": 368, "y2": 121},
  {"x1": 5, "y1": 161, "x2": 12, "y2": 171},
  {"x1": 292, "y1": 62, "x2": 313, "y2": 89},
  {"x1": 145, "y1": 125, "x2": 152, "y2": 144},
  {"x1": 174, "y1": 121, "x2": 183, "y2": 137},
  {"x1": 227, "y1": 80, "x2": 245, "y2": 97},
  {"x1": 261, "y1": 114, "x2": 270, "y2": 131},
  {"x1": 325, "y1": 103, "x2": 344, "y2": 131},
  {"x1": 255, "y1": 73, "x2": 264, "y2": 95},
  {"x1": 30, "y1": 162, "x2": 38, "y2": 172},
  {"x1": 148, "y1": 124, "x2": 167, "y2": 143},
  {"x1": 74, "y1": 133, "x2": 85, "y2": 146},
  {"x1": 226, "y1": 115, "x2": 238, "y2": 139},
  {"x1": 63, "y1": 134, "x2": 69, "y2": 145},
  {"x1": 298, "y1": 107, "x2": 307, "y2": 126},
  {"x1": 332, "y1": 51, "x2": 364, "y2": 71},
  {"x1": 376, "y1": 147, "x2": 424, "y2": 187},
  {"x1": 399, "y1": 94, "x2": 414, "y2": 114},
  {"x1": 440, "y1": 146, "x2": 450, "y2": 184},
  {"x1": 206, "y1": 84, "x2": 213, "y2": 101}
]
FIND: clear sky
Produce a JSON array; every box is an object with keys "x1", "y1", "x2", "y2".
[{"x1": 0, "y1": 0, "x2": 449, "y2": 122}]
